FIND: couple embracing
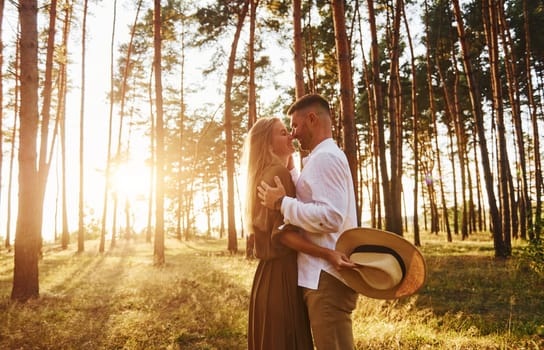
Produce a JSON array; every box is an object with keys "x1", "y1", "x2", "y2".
[{"x1": 242, "y1": 94, "x2": 426, "y2": 350}]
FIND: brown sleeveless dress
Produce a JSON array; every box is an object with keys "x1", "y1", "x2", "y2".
[{"x1": 248, "y1": 165, "x2": 313, "y2": 350}]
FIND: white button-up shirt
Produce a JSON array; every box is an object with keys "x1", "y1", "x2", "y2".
[{"x1": 281, "y1": 138, "x2": 357, "y2": 289}]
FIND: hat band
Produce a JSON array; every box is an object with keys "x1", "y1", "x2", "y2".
[{"x1": 351, "y1": 245, "x2": 406, "y2": 278}]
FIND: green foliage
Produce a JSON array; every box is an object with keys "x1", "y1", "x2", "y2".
[{"x1": 517, "y1": 238, "x2": 544, "y2": 276}]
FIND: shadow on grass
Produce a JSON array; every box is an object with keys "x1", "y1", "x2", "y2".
[
  {"x1": 414, "y1": 251, "x2": 544, "y2": 337},
  {"x1": 2, "y1": 236, "x2": 542, "y2": 349}
]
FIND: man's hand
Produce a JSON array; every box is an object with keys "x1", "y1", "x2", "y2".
[
  {"x1": 257, "y1": 176, "x2": 286, "y2": 209},
  {"x1": 325, "y1": 250, "x2": 357, "y2": 270}
]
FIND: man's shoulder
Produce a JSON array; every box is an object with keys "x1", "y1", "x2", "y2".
[
  {"x1": 314, "y1": 139, "x2": 344, "y2": 154},
  {"x1": 311, "y1": 145, "x2": 348, "y2": 164}
]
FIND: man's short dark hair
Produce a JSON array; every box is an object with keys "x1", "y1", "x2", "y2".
[{"x1": 287, "y1": 93, "x2": 330, "y2": 116}]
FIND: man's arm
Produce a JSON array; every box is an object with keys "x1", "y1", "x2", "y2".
[
  {"x1": 276, "y1": 230, "x2": 356, "y2": 270},
  {"x1": 259, "y1": 152, "x2": 352, "y2": 234}
]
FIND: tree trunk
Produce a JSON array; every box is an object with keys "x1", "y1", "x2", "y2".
[
  {"x1": 355, "y1": 0, "x2": 380, "y2": 228},
  {"x1": 12, "y1": 0, "x2": 40, "y2": 302},
  {"x1": 5, "y1": 42, "x2": 18, "y2": 249},
  {"x1": 34, "y1": 0, "x2": 57, "y2": 251},
  {"x1": 225, "y1": 0, "x2": 249, "y2": 254},
  {"x1": 217, "y1": 174, "x2": 225, "y2": 239},
  {"x1": 293, "y1": 0, "x2": 304, "y2": 98},
  {"x1": 402, "y1": 0, "x2": 420, "y2": 245},
  {"x1": 523, "y1": 0, "x2": 541, "y2": 239},
  {"x1": 248, "y1": 0, "x2": 258, "y2": 128},
  {"x1": 176, "y1": 8, "x2": 186, "y2": 242},
  {"x1": 114, "y1": 0, "x2": 143, "y2": 244},
  {"x1": 245, "y1": 0, "x2": 259, "y2": 258},
  {"x1": 59, "y1": 1, "x2": 72, "y2": 249},
  {"x1": 146, "y1": 69, "x2": 155, "y2": 244},
  {"x1": 78, "y1": 0, "x2": 88, "y2": 253},
  {"x1": 331, "y1": 0, "x2": 359, "y2": 225},
  {"x1": 386, "y1": 0, "x2": 404, "y2": 235},
  {"x1": 153, "y1": 0, "x2": 165, "y2": 265},
  {"x1": 452, "y1": 0, "x2": 504, "y2": 257},
  {"x1": 473, "y1": 131, "x2": 486, "y2": 232},
  {"x1": 483, "y1": 0, "x2": 511, "y2": 256},
  {"x1": 448, "y1": 129, "x2": 459, "y2": 236},
  {"x1": 497, "y1": 0, "x2": 529, "y2": 240},
  {"x1": 100, "y1": 0, "x2": 118, "y2": 253},
  {"x1": 435, "y1": 47, "x2": 468, "y2": 239},
  {"x1": 424, "y1": 0, "x2": 451, "y2": 241},
  {"x1": 367, "y1": 0, "x2": 390, "y2": 231}
]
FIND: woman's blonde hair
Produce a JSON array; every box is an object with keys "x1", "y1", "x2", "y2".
[{"x1": 241, "y1": 117, "x2": 283, "y2": 233}]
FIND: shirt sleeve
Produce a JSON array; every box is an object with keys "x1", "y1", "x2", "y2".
[{"x1": 281, "y1": 151, "x2": 351, "y2": 234}]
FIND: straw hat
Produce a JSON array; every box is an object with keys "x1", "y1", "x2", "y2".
[{"x1": 335, "y1": 227, "x2": 427, "y2": 300}]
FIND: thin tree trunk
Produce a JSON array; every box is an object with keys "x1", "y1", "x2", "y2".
[
  {"x1": 5, "y1": 44, "x2": 18, "y2": 250},
  {"x1": 386, "y1": 0, "x2": 404, "y2": 235},
  {"x1": 293, "y1": 0, "x2": 304, "y2": 97},
  {"x1": 483, "y1": 0, "x2": 511, "y2": 256},
  {"x1": 523, "y1": 0, "x2": 541, "y2": 239},
  {"x1": 355, "y1": 0, "x2": 380, "y2": 228},
  {"x1": 448, "y1": 128, "x2": 459, "y2": 236},
  {"x1": 78, "y1": 0, "x2": 88, "y2": 253},
  {"x1": 466, "y1": 151, "x2": 477, "y2": 236},
  {"x1": 153, "y1": 0, "x2": 165, "y2": 265},
  {"x1": 303, "y1": 3, "x2": 317, "y2": 94},
  {"x1": 100, "y1": 0, "x2": 118, "y2": 253},
  {"x1": 436, "y1": 44, "x2": 468, "y2": 239},
  {"x1": 217, "y1": 174, "x2": 225, "y2": 239},
  {"x1": 35, "y1": 0, "x2": 57, "y2": 249},
  {"x1": 496, "y1": 0, "x2": 528, "y2": 240},
  {"x1": 59, "y1": 1, "x2": 72, "y2": 249},
  {"x1": 473, "y1": 131, "x2": 485, "y2": 231},
  {"x1": 225, "y1": 0, "x2": 249, "y2": 253},
  {"x1": 115, "y1": 0, "x2": 143, "y2": 244},
  {"x1": 248, "y1": 0, "x2": 258, "y2": 128},
  {"x1": 331, "y1": 0, "x2": 359, "y2": 225},
  {"x1": 403, "y1": 0, "x2": 419, "y2": 245},
  {"x1": 424, "y1": 0, "x2": 451, "y2": 241},
  {"x1": 422, "y1": 171, "x2": 428, "y2": 232},
  {"x1": 452, "y1": 0, "x2": 504, "y2": 256},
  {"x1": 176, "y1": 10, "x2": 186, "y2": 241},
  {"x1": 146, "y1": 68, "x2": 154, "y2": 244},
  {"x1": 367, "y1": 0, "x2": 390, "y2": 231},
  {"x1": 246, "y1": 0, "x2": 259, "y2": 258},
  {"x1": 451, "y1": 53, "x2": 469, "y2": 240}
]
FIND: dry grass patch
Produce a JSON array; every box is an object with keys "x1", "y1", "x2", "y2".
[{"x1": 0, "y1": 232, "x2": 542, "y2": 349}]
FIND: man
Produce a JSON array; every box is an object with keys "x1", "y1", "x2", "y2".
[{"x1": 257, "y1": 93, "x2": 358, "y2": 350}]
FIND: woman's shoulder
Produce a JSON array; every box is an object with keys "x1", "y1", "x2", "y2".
[{"x1": 260, "y1": 164, "x2": 296, "y2": 196}]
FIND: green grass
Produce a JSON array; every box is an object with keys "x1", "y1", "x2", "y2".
[{"x1": 0, "y1": 232, "x2": 542, "y2": 349}]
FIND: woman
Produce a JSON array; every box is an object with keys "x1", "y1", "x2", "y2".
[{"x1": 242, "y1": 117, "x2": 353, "y2": 350}]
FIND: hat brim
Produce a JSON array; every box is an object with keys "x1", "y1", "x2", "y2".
[{"x1": 335, "y1": 227, "x2": 427, "y2": 300}]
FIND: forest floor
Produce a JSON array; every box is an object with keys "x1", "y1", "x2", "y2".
[{"x1": 0, "y1": 231, "x2": 543, "y2": 349}]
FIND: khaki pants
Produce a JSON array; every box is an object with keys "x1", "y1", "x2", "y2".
[{"x1": 302, "y1": 271, "x2": 358, "y2": 350}]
